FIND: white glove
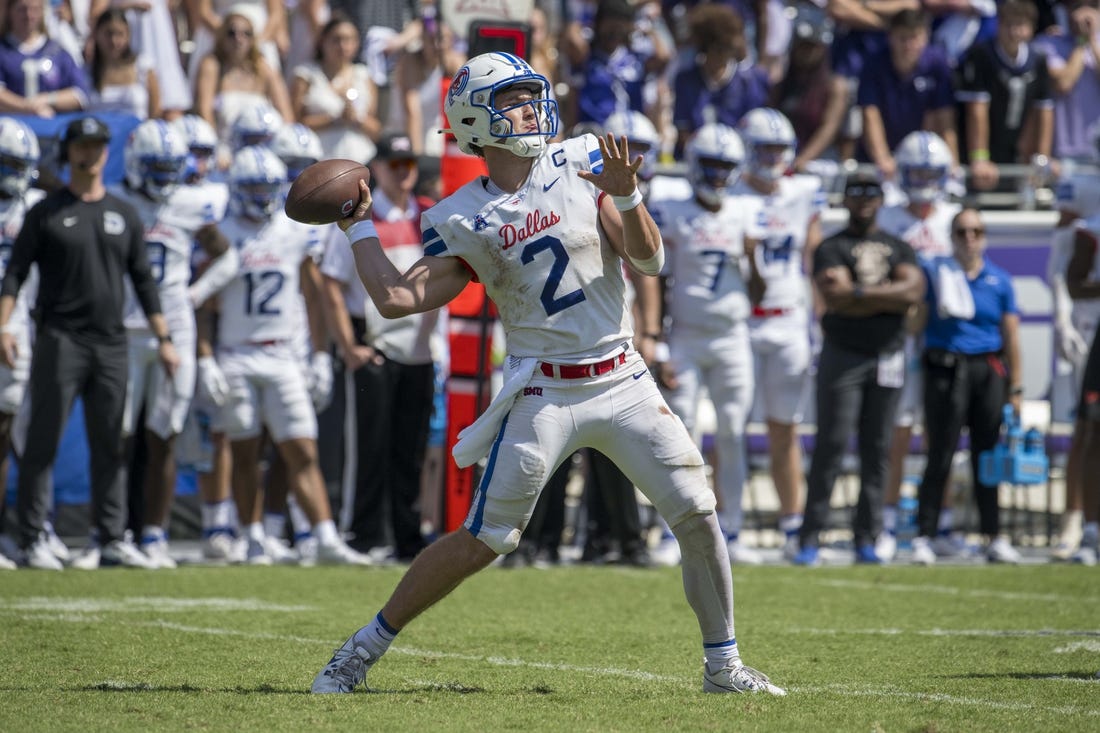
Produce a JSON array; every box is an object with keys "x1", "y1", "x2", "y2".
[
  {"x1": 1055, "y1": 320, "x2": 1089, "y2": 366},
  {"x1": 308, "y1": 351, "x2": 334, "y2": 412},
  {"x1": 197, "y1": 356, "x2": 229, "y2": 407}
]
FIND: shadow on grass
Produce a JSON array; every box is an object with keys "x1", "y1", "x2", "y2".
[{"x1": 68, "y1": 681, "x2": 512, "y2": 695}]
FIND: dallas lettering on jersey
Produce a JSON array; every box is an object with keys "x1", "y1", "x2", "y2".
[
  {"x1": 242, "y1": 251, "x2": 284, "y2": 269},
  {"x1": 500, "y1": 209, "x2": 560, "y2": 250}
]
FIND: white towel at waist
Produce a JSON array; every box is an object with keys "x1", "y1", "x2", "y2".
[
  {"x1": 452, "y1": 355, "x2": 538, "y2": 468},
  {"x1": 933, "y1": 256, "x2": 976, "y2": 321}
]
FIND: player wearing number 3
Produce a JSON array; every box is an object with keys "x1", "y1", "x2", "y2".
[{"x1": 313, "y1": 52, "x2": 785, "y2": 696}]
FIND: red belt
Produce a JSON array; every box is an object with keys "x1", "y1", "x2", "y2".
[
  {"x1": 248, "y1": 339, "x2": 283, "y2": 347},
  {"x1": 540, "y1": 352, "x2": 627, "y2": 379},
  {"x1": 752, "y1": 306, "x2": 792, "y2": 318}
]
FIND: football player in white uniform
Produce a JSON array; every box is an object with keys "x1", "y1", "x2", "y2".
[
  {"x1": 649, "y1": 123, "x2": 760, "y2": 565},
  {"x1": 313, "y1": 52, "x2": 783, "y2": 696},
  {"x1": 874, "y1": 131, "x2": 960, "y2": 561},
  {"x1": 171, "y1": 112, "x2": 241, "y2": 561},
  {"x1": 0, "y1": 117, "x2": 43, "y2": 570},
  {"x1": 735, "y1": 108, "x2": 826, "y2": 560},
  {"x1": 1047, "y1": 159, "x2": 1100, "y2": 558},
  {"x1": 113, "y1": 119, "x2": 238, "y2": 568},
  {"x1": 199, "y1": 146, "x2": 367, "y2": 567}
]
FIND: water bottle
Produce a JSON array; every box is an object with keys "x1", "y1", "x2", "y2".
[
  {"x1": 1024, "y1": 427, "x2": 1044, "y2": 455},
  {"x1": 1003, "y1": 404, "x2": 1021, "y2": 452},
  {"x1": 896, "y1": 495, "x2": 919, "y2": 550}
]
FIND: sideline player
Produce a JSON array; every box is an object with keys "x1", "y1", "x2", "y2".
[
  {"x1": 649, "y1": 122, "x2": 759, "y2": 564},
  {"x1": 875, "y1": 130, "x2": 959, "y2": 561},
  {"x1": 312, "y1": 52, "x2": 784, "y2": 695},
  {"x1": 735, "y1": 108, "x2": 825, "y2": 560},
  {"x1": 111, "y1": 119, "x2": 237, "y2": 569},
  {"x1": 0, "y1": 117, "x2": 42, "y2": 569},
  {"x1": 199, "y1": 145, "x2": 367, "y2": 567}
]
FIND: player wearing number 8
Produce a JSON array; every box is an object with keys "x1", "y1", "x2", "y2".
[
  {"x1": 113, "y1": 118, "x2": 236, "y2": 568},
  {"x1": 313, "y1": 52, "x2": 784, "y2": 696}
]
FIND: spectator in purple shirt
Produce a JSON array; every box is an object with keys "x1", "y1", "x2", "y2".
[
  {"x1": 0, "y1": 0, "x2": 87, "y2": 117},
  {"x1": 672, "y1": 2, "x2": 769, "y2": 156},
  {"x1": 859, "y1": 9, "x2": 958, "y2": 181},
  {"x1": 1034, "y1": 0, "x2": 1100, "y2": 162},
  {"x1": 573, "y1": 0, "x2": 669, "y2": 128}
]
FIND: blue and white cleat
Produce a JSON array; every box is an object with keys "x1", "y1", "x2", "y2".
[
  {"x1": 703, "y1": 662, "x2": 786, "y2": 695},
  {"x1": 312, "y1": 633, "x2": 375, "y2": 693}
]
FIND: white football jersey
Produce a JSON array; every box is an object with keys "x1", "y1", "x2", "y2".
[
  {"x1": 0, "y1": 189, "x2": 44, "y2": 329},
  {"x1": 421, "y1": 135, "x2": 632, "y2": 361},
  {"x1": 116, "y1": 184, "x2": 227, "y2": 331},
  {"x1": 733, "y1": 174, "x2": 826, "y2": 311},
  {"x1": 1055, "y1": 172, "x2": 1100, "y2": 219},
  {"x1": 876, "y1": 201, "x2": 959, "y2": 260},
  {"x1": 649, "y1": 191, "x2": 750, "y2": 331},
  {"x1": 217, "y1": 211, "x2": 313, "y2": 348}
]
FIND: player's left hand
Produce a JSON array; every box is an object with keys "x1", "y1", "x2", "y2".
[{"x1": 577, "y1": 133, "x2": 643, "y2": 197}]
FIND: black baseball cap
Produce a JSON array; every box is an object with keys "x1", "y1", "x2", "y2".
[
  {"x1": 63, "y1": 116, "x2": 111, "y2": 146},
  {"x1": 374, "y1": 132, "x2": 417, "y2": 162}
]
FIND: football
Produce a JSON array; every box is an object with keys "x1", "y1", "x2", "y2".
[{"x1": 284, "y1": 158, "x2": 370, "y2": 225}]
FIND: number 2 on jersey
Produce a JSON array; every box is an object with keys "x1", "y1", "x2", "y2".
[{"x1": 520, "y1": 235, "x2": 587, "y2": 316}]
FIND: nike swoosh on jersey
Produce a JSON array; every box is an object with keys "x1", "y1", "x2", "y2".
[
  {"x1": 62, "y1": 216, "x2": 78, "y2": 227},
  {"x1": 632, "y1": 371, "x2": 648, "y2": 380},
  {"x1": 543, "y1": 178, "x2": 560, "y2": 192}
]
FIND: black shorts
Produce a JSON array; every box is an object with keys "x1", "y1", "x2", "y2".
[{"x1": 1078, "y1": 321, "x2": 1100, "y2": 420}]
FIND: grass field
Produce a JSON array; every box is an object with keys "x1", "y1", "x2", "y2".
[{"x1": 1, "y1": 562, "x2": 1097, "y2": 732}]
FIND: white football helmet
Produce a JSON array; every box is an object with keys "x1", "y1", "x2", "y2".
[
  {"x1": 173, "y1": 113, "x2": 218, "y2": 182},
  {"x1": 894, "y1": 130, "x2": 953, "y2": 204},
  {"x1": 685, "y1": 123, "x2": 744, "y2": 207},
  {"x1": 124, "y1": 119, "x2": 189, "y2": 201},
  {"x1": 444, "y1": 51, "x2": 558, "y2": 157},
  {"x1": 738, "y1": 107, "x2": 796, "y2": 182},
  {"x1": 602, "y1": 110, "x2": 661, "y2": 181},
  {"x1": 229, "y1": 145, "x2": 287, "y2": 220},
  {"x1": 230, "y1": 102, "x2": 284, "y2": 150},
  {"x1": 270, "y1": 123, "x2": 323, "y2": 181},
  {"x1": 0, "y1": 116, "x2": 39, "y2": 197}
]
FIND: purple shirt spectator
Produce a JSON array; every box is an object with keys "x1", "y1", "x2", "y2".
[
  {"x1": 857, "y1": 45, "x2": 954, "y2": 153},
  {"x1": 0, "y1": 37, "x2": 88, "y2": 98},
  {"x1": 830, "y1": 28, "x2": 888, "y2": 80},
  {"x1": 1033, "y1": 33, "x2": 1100, "y2": 160},
  {"x1": 576, "y1": 45, "x2": 649, "y2": 124},
  {"x1": 673, "y1": 62, "x2": 770, "y2": 134}
]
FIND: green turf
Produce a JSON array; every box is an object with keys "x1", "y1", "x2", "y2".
[{"x1": 1, "y1": 563, "x2": 1097, "y2": 732}]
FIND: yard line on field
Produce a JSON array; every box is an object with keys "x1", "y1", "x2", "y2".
[
  {"x1": 807, "y1": 579, "x2": 1083, "y2": 602},
  {"x1": 140, "y1": 621, "x2": 682, "y2": 682},
  {"x1": 791, "y1": 684, "x2": 1100, "y2": 716},
  {"x1": 0, "y1": 596, "x2": 316, "y2": 614},
  {"x1": 791, "y1": 627, "x2": 1100, "y2": 639},
  {"x1": 1054, "y1": 641, "x2": 1100, "y2": 653}
]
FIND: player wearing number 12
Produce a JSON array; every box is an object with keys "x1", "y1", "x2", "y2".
[{"x1": 312, "y1": 52, "x2": 784, "y2": 696}]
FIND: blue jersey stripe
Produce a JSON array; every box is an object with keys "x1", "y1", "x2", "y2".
[
  {"x1": 588, "y1": 147, "x2": 603, "y2": 175},
  {"x1": 424, "y1": 240, "x2": 447, "y2": 256},
  {"x1": 467, "y1": 414, "x2": 510, "y2": 537}
]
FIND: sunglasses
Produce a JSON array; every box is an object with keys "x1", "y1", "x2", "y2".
[
  {"x1": 953, "y1": 226, "x2": 985, "y2": 237},
  {"x1": 227, "y1": 27, "x2": 253, "y2": 38},
  {"x1": 387, "y1": 158, "x2": 416, "y2": 172},
  {"x1": 845, "y1": 184, "x2": 883, "y2": 198}
]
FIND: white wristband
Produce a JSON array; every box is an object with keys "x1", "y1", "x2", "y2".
[
  {"x1": 612, "y1": 188, "x2": 644, "y2": 211},
  {"x1": 345, "y1": 220, "x2": 379, "y2": 245}
]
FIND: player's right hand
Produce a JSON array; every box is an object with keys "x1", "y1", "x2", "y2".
[
  {"x1": 0, "y1": 331, "x2": 16, "y2": 369},
  {"x1": 337, "y1": 178, "x2": 373, "y2": 232},
  {"x1": 1056, "y1": 322, "x2": 1089, "y2": 364},
  {"x1": 657, "y1": 361, "x2": 678, "y2": 391},
  {"x1": 197, "y1": 356, "x2": 229, "y2": 407}
]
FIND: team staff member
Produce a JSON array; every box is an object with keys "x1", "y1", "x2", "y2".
[
  {"x1": 0, "y1": 116, "x2": 179, "y2": 570},
  {"x1": 794, "y1": 173, "x2": 924, "y2": 566},
  {"x1": 909, "y1": 208, "x2": 1023, "y2": 565}
]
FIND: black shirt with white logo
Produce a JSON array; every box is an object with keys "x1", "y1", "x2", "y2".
[
  {"x1": 1, "y1": 188, "x2": 161, "y2": 342},
  {"x1": 813, "y1": 228, "x2": 917, "y2": 355}
]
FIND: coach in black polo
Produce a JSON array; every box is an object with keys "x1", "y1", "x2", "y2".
[{"x1": 0, "y1": 116, "x2": 179, "y2": 569}]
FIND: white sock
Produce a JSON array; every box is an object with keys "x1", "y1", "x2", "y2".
[
  {"x1": 263, "y1": 512, "x2": 286, "y2": 542},
  {"x1": 937, "y1": 508, "x2": 954, "y2": 536},
  {"x1": 703, "y1": 638, "x2": 742, "y2": 671},
  {"x1": 352, "y1": 612, "x2": 399, "y2": 660},
  {"x1": 882, "y1": 505, "x2": 897, "y2": 534},
  {"x1": 314, "y1": 519, "x2": 340, "y2": 546},
  {"x1": 141, "y1": 525, "x2": 165, "y2": 544},
  {"x1": 244, "y1": 522, "x2": 265, "y2": 543},
  {"x1": 287, "y1": 495, "x2": 312, "y2": 539},
  {"x1": 202, "y1": 500, "x2": 235, "y2": 535},
  {"x1": 778, "y1": 513, "x2": 802, "y2": 537}
]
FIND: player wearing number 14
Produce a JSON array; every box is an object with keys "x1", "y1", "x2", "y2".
[{"x1": 313, "y1": 52, "x2": 784, "y2": 696}]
